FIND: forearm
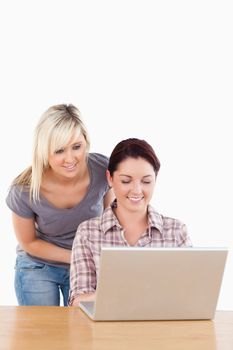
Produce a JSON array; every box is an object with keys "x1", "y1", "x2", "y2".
[{"x1": 21, "y1": 238, "x2": 71, "y2": 264}]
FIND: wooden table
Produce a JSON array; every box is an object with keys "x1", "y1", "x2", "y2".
[{"x1": 0, "y1": 307, "x2": 232, "y2": 350}]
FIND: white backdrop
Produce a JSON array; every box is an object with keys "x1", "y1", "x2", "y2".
[{"x1": 0, "y1": 1, "x2": 232, "y2": 308}]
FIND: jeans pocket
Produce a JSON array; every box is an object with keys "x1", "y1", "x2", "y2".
[{"x1": 15, "y1": 255, "x2": 46, "y2": 271}]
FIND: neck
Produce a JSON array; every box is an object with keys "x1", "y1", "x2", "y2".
[
  {"x1": 114, "y1": 205, "x2": 148, "y2": 228},
  {"x1": 45, "y1": 164, "x2": 88, "y2": 186}
]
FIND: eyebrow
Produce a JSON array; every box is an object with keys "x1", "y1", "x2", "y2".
[
  {"x1": 56, "y1": 141, "x2": 82, "y2": 150},
  {"x1": 119, "y1": 174, "x2": 153, "y2": 178},
  {"x1": 68, "y1": 141, "x2": 83, "y2": 147}
]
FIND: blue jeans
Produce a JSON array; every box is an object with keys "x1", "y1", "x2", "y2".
[{"x1": 14, "y1": 255, "x2": 70, "y2": 306}]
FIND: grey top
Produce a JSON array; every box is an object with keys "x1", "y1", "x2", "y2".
[{"x1": 6, "y1": 153, "x2": 109, "y2": 268}]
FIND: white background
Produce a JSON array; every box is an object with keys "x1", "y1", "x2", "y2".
[{"x1": 0, "y1": 1, "x2": 232, "y2": 308}]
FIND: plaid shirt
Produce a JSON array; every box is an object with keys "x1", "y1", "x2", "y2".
[{"x1": 69, "y1": 201, "x2": 192, "y2": 304}]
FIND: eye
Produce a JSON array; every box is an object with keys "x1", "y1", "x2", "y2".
[
  {"x1": 54, "y1": 148, "x2": 64, "y2": 154},
  {"x1": 121, "y1": 180, "x2": 131, "y2": 184},
  {"x1": 142, "y1": 180, "x2": 151, "y2": 184},
  {"x1": 73, "y1": 144, "x2": 81, "y2": 150}
]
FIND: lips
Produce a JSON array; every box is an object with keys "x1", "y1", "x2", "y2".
[
  {"x1": 63, "y1": 163, "x2": 77, "y2": 170},
  {"x1": 127, "y1": 196, "x2": 144, "y2": 202}
]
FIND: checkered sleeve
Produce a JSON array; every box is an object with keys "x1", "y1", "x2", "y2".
[
  {"x1": 177, "y1": 223, "x2": 192, "y2": 247},
  {"x1": 69, "y1": 224, "x2": 97, "y2": 305}
]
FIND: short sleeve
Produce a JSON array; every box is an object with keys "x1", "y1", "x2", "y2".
[
  {"x1": 88, "y1": 153, "x2": 110, "y2": 194},
  {"x1": 89, "y1": 153, "x2": 109, "y2": 167},
  {"x1": 6, "y1": 185, "x2": 35, "y2": 218}
]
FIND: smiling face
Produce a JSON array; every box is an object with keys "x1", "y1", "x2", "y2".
[
  {"x1": 107, "y1": 156, "x2": 156, "y2": 213},
  {"x1": 48, "y1": 132, "x2": 88, "y2": 179}
]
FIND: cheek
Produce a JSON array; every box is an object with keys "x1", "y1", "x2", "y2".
[
  {"x1": 81, "y1": 152, "x2": 88, "y2": 160},
  {"x1": 77, "y1": 150, "x2": 87, "y2": 161},
  {"x1": 112, "y1": 184, "x2": 127, "y2": 196},
  {"x1": 48, "y1": 156, "x2": 61, "y2": 167},
  {"x1": 143, "y1": 185, "x2": 155, "y2": 197}
]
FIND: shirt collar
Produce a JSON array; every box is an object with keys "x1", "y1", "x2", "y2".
[
  {"x1": 100, "y1": 200, "x2": 122, "y2": 234},
  {"x1": 101, "y1": 200, "x2": 164, "y2": 236},
  {"x1": 147, "y1": 204, "x2": 163, "y2": 234}
]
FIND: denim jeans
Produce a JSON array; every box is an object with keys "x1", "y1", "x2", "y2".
[{"x1": 14, "y1": 255, "x2": 70, "y2": 306}]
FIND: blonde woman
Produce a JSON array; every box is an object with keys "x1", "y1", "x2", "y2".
[{"x1": 6, "y1": 104, "x2": 114, "y2": 306}]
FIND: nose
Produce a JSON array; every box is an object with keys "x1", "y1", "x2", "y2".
[
  {"x1": 64, "y1": 149, "x2": 75, "y2": 163},
  {"x1": 131, "y1": 181, "x2": 142, "y2": 194}
]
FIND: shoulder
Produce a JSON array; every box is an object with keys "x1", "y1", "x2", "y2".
[
  {"x1": 160, "y1": 215, "x2": 186, "y2": 230},
  {"x1": 6, "y1": 184, "x2": 30, "y2": 201},
  {"x1": 6, "y1": 184, "x2": 35, "y2": 218},
  {"x1": 79, "y1": 215, "x2": 102, "y2": 230},
  {"x1": 75, "y1": 204, "x2": 116, "y2": 239},
  {"x1": 88, "y1": 153, "x2": 109, "y2": 169},
  {"x1": 77, "y1": 205, "x2": 116, "y2": 237},
  {"x1": 148, "y1": 205, "x2": 191, "y2": 245},
  {"x1": 148, "y1": 205, "x2": 185, "y2": 229},
  {"x1": 75, "y1": 215, "x2": 103, "y2": 242},
  {"x1": 87, "y1": 153, "x2": 109, "y2": 189}
]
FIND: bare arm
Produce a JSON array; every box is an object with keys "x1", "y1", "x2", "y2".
[{"x1": 12, "y1": 212, "x2": 71, "y2": 264}]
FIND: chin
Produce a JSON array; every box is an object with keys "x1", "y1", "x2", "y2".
[
  {"x1": 128, "y1": 203, "x2": 146, "y2": 211},
  {"x1": 62, "y1": 171, "x2": 77, "y2": 178}
]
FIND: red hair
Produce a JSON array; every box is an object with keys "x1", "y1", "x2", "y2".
[{"x1": 108, "y1": 138, "x2": 160, "y2": 176}]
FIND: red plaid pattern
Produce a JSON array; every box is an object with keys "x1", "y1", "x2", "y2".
[{"x1": 69, "y1": 202, "x2": 192, "y2": 304}]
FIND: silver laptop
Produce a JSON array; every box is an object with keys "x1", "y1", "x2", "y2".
[{"x1": 79, "y1": 247, "x2": 228, "y2": 321}]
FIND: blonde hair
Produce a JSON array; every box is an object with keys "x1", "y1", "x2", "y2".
[{"x1": 13, "y1": 104, "x2": 90, "y2": 201}]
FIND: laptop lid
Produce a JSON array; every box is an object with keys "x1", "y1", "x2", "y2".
[{"x1": 79, "y1": 247, "x2": 228, "y2": 321}]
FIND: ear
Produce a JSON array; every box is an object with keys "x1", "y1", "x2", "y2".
[{"x1": 106, "y1": 170, "x2": 113, "y2": 188}]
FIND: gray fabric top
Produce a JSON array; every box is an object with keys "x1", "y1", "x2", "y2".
[{"x1": 6, "y1": 153, "x2": 109, "y2": 268}]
